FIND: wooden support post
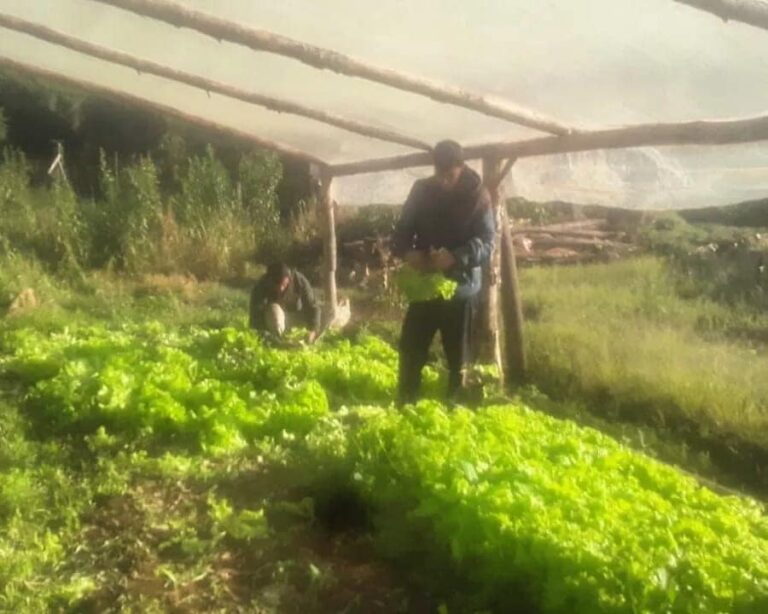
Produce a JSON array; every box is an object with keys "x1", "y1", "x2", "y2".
[
  {"x1": 314, "y1": 166, "x2": 338, "y2": 324},
  {"x1": 478, "y1": 157, "x2": 505, "y2": 381},
  {"x1": 478, "y1": 157, "x2": 526, "y2": 389},
  {"x1": 500, "y1": 205, "x2": 527, "y2": 387}
]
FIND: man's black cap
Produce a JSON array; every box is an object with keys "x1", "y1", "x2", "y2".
[
  {"x1": 433, "y1": 140, "x2": 464, "y2": 172},
  {"x1": 266, "y1": 262, "x2": 290, "y2": 283}
]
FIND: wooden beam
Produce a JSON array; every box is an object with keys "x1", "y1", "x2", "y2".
[
  {"x1": 330, "y1": 112, "x2": 768, "y2": 175},
  {"x1": 674, "y1": 0, "x2": 768, "y2": 32},
  {"x1": 93, "y1": 0, "x2": 574, "y2": 135},
  {"x1": 0, "y1": 55, "x2": 327, "y2": 165},
  {"x1": 0, "y1": 13, "x2": 430, "y2": 152}
]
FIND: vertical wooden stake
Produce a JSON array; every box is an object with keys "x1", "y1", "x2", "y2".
[
  {"x1": 479, "y1": 157, "x2": 505, "y2": 382},
  {"x1": 500, "y1": 204, "x2": 527, "y2": 387},
  {"x1": 318, "y1": 168, "x2": 338, "y2": 324}
]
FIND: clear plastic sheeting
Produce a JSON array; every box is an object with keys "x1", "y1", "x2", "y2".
[
  {"x1": 509, "y1": 144, "x2": 768, "y2": 209},
  {"x1": 1, "y1": 0, "x2": 768, "y2": 207}
]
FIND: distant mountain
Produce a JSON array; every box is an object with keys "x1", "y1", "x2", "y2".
[
  {"x1": 512, "y1": 148, "x2": 689, "y2": 209},
  {"x1": 678, "y1": 198, "x2": 768, "y2": 228}
]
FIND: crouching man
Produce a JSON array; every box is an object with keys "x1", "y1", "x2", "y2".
[{"x1": 249, "y1": 262, "x2": 321, "y2": 344}]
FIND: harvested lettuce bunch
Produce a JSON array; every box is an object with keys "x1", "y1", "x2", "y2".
[{"x1": 395, "y1": 265, "x2": 458, "y2": 302}]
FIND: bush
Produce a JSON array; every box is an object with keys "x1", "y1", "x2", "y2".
[
  {"x1": 0, "y1": 149, "x2": 35, "y2": 244},
  {"x1": 238, "y1": 150, "x2": 282, "y2": 236},
  {"x1": 639, "y1": 215, "x2": 768, "y2": 308},
  {"x1": 337, "y1": 205, "x2": 398, "y2": 243},
  {"x1": 166, "y1": 146, "x2": 282, "y2": 278},
  {"x1": 172, "y1": 145, "x2": 235, "y2": 231},
  {"x1": 85, "y1": 151, "x2": 164, "y2": 270},
  {"x1": 0, "y1": 148, "x2": 85, "y2": 274},
  {"x1": 0, "y1": 141, "x2": 284, "y2": 280}
]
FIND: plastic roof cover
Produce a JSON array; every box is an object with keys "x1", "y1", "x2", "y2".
[{"x1": 1, "y1": 0, "x2": 768, "y2": 207}]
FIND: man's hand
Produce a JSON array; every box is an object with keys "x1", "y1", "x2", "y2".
[
  {"x1": 404, "y1": 250, "x2": 431, "y2": 272},
  {"x1": 430, "y1": 247, "x2": 457, "y2": 272}
]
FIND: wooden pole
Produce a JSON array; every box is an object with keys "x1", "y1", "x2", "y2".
[
  {"x1": 313, "y1": 166, "x2": 338, "y2": 324},
  {"x1": 477, "y1": 157, "x2": 526, "y2": 389},
  {"x1": 674, "y1": 0, "x2": 768, "y2": 32},
  {"x1": 477, "y1": 157, "x2": 506, "y2": 381},
  {"x1": 0, "y1": 55, "x2": 327, "y2": 166},
  {"x1": 93, "y1": 0, "x2": 573, "y2": 135},
  {"x1": 330, "y1": 112, "x2": 768, "y2": 176},
  {"x1": 499, "y1": 200, "x2": 527, "y2": 388},
  {"x1": 0, "y1": 13, "x2": 431, "y2": 152}
]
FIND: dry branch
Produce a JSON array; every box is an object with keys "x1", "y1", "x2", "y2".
[
  {"x1": 330, "y1": 112, "x2": 768, "y2": 175},
  {"x1": 527, "y1": 219, "x2": 608, "y2": 231},
  {"x1": 512, "y1": 228, "x2": 619, "y2": 239},
  {"x1": 0, "y1": 55, "x2": 326, "y2": 165},
  {"x1": 674, "y1": 0, "x2": 768, "y2": 31},
  {"x1": 527, "y1": 237, "x2": 630, "y2": 250},
  {"x1": 0, "y1": 13, "x2": 430, "y2": 151},
  {"x1": 93, "y1": 0, "x2": 573, "y2": 135}
]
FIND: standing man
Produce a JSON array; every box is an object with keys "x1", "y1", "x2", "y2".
[
  {"x1": 391, "y1": 140, "x2": 495, "y2": 405},
  {"x1": 250, "y1": 262, "x2": 321, "y2": 344}
]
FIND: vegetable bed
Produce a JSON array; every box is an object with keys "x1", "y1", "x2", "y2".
[{"x1": 1, "y1": 323, "x2": 767, "y2": 613}]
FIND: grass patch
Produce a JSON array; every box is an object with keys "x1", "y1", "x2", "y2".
[{"x1": 520, "y1": 257, "x2": 768, "y2": 457}]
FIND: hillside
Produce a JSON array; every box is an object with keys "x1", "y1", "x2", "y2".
[{"x1": 678, "y1": 197, "x2": 768, "y2": 228}]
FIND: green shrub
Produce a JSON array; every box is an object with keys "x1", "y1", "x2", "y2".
[
  {"x1": 166, "y1": 146, "x2": 282, "y2": 278},
  {"x1": 238, "y1": 151, "x2": 282, "y2": 234},
  {"x1": 85, "y1": 151, "x2": 165, "y2": 271},
  {"x1": 0, "y1": 149, "x2": 35, "y2": 245},
  {"x1": 0, "y1": 149, "x2": 85, "y2": 273},
  {"x1": 0, "y1": 141, "x2": 284, "y2": 279}
]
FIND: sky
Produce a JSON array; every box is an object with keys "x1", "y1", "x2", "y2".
[{"x1": 1, "y1": 0, "x2": 768, "y2": 207}]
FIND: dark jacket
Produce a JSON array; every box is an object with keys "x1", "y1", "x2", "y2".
[
  {"x1": 391, "y1": 166, "x2": 495, "y2": 299},
  {"x1": 249, "y1": 269, "x2": 321, "y2": 332}
]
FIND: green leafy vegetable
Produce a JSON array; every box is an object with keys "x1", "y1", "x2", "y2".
[
  {"x1": 395, "y1": 265, "x2": 458, "y2": 302},
  {"x1": 1, "y1": 322, "x2": 767, "y2": 612}
]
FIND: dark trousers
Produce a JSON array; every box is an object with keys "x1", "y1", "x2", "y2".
[{"x1": 398, "y1": 297, "x2": 474, "y2": 406}]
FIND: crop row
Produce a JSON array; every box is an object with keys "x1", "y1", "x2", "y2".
[{"x1": 1, "y1": 323, "x2": 767, "y2": 612}]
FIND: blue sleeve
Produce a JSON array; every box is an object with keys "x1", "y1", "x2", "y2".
[
  {"x1": 391, "y1": 183, "x2": 421, "y2": 258},
  {"x1": 452, "y1": 203, "x2": 496, "y2": 269}
]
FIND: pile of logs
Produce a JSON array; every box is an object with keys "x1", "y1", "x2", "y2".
[{"x1": 511, "y1": 218, "x2": 637, "y2": 265}]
